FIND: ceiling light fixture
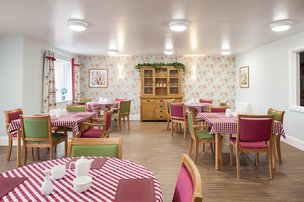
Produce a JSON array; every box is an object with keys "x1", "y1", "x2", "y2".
[
  {"x1": 108, "y1": 49, "x2": 118, "y2": 55},
  {"x1": 221, "y1": 49, "x2": 231, "y2": 55},
  {"x1": 169, "y1": 21, "x2": 188, "y2": 32},
  {"x1": 164, "y1": 49, "x2": 174, "y2": 55},
  {"x1": 68, "y1": 20, "x2": 87, "y2": 32},
  {"x1": 270, "y1": 20, "x2": 292, "y2": 32}
]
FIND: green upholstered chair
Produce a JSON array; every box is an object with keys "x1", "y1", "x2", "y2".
[
  {"x1": 165, "y1": 99, "x2": 175, "y2": 130},
  {"x1": 187, "y1": 110, "x2": 215, "y2": 163},
  {"x1": 20, "y1": 115, "x2": 67, "y2": 165},
  {"x1": 66, "y1": 104, "x2": 87, "y2": 112},
  {"x1": 267, "y1": 108, "x2": 285, "y2": 163},
  {"x1": 67, "y1": 136, "x2": 122, "y2": 159},
  {"x1": 112, "y1": 100, "x2": 131, "y2": 131}
]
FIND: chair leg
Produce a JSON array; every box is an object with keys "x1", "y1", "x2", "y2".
[
  {"x1": 202, "y1": 143, "x2": 205, "y2": 152},
  {"x1": 236, "y1": 147, "x2": 240, "y2": 178},
  {"x1": 36, "y1": 148, "x2": 40, "y2": 161},
  {"x1": 268, "y1": 147, "x2": 273, "y2": 179},
  {"x1": 166, "y1": 118, "x2": 170, "y2": 130},
  {"x1": 194, "y1": 142, "x2": 199, "y2": 164},
  {"x1": 255, "y1": 153, "x2": 259, "y2": 167},
  {"x1": 23, "y1": 146, "x2": 27, "y2": 166},
  {"x1": 171, "y1": 121, "x2": 174, "y2": 136},
  {"x1": 276, "y1": 135, "x2": 282, "y2": 163},
  {"x1": 127, "y1": 116, "x2": 130, "y2": 130},
  {"x1": 211, "y1": 143, "x2": 214, "y2": 155},
  {"x1": 7, "y1": 136, "x2": 13, "y2": 161},
  {"x1": 123, "y1": 117, "x2": 126, "y2": 125},
  {"x1": 189, "y1": 138, "x2": 193, "y2": 156},
  {"x1": 229, "y1": 143, "x2": 233, "y2": 166},
  {"x1": 117, "y1": 117, "x2": 121, "y2": 131},
  {"x1": 50, "y1": 147, "x2": 54, "y2": 160},
  {"x1": 31, "y1": 147, "x2": 35, "y2": 162},
  {"x1": 183, "y1": 123, "x2": 186, "y2": 139}
]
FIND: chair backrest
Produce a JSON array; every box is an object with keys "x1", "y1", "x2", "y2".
[
  {"x1": 237, "y1": 115, "x2": 274, "y2": 142},
  {"x1": 20, "y1": 115, "x2": 52, "y2": 142},
  {"x1": 210, "y1": 106, "x2": 228, "y2": 113},
  {"x1": 187, "y1": 110, "x2": 196, "y2": 137},
  {"x1": 4, "y1": 108, "x2": 23, "y2": 130},
  {"x1": 68, "y1": 136, "x2": 122, "y2": 159},
  {"x1": 170, "y1": 103, "x2": 185, "y2": 120},
  {"x1": 267, "y1": 108, "x2": 285, "y2": 123},
  {"x1": 118, "y1": 100, "x2": 131, "y2": 115},
  {"x1": 165, "y1": 99, "x2": 175, "y2": 115},
  {"x1": 79, "y1": 98, "x2": 92, "y2": 103},
  {"x1": 66, "y1": 104, "x2": 87, "y2": 112},
  {"x1": 219, "y1": 102, "x2": 228, "y2": 107},
  {"x1": 199, "y1": 99, "x2": 213, "y2": 104},
  {"x1": 173, "y1": 154, "x2": 202, "y2": 202},
  {"x1": 115, "y1": 98, "x2": 126, "y2": 102},
  {"x1": 103, "y1": 109, "x2": 113, "y2": 132}
]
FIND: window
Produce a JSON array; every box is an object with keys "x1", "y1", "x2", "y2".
[
  {"x1": 54, "y1": 59, "x2": 72, "y2": 102},
  {"x1": 289, "y1": 46, "x2": 304, "y2": 112}
]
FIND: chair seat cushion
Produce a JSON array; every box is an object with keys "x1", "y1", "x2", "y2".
[
  {"x1": 197, "y1": 130, "x2": 214, "y2": 140},
  {"x1": 26, "y1": 133, "x2": 65, "y2": 144},
  {"x1": 80, "y1": 128, "x2": 105, "y2": 138},
  {"x1": 229, "y1": 137, "x2": 268, "y2": 149},
  {"x1": 10, "y1": 130, "x2": 18, "y2": 138}
]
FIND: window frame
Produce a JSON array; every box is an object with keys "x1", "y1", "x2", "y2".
[{"x1": 289, "y1": 45, "x2": 304, "y2": 112}]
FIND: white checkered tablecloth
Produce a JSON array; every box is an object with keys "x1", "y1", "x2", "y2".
[
  {"x1": 0, "y1": 157, "x2": 163, "y2": 202},
  {"x1": 196, "y1": 113, "x2": 286, "y2": 138},
  {"x1": 87, "y1": 102, "x2": 119, "y2": 111},
  {"x1": 8, "y1": 112, "x2": 97, "y2": 135},
  {"x1": 185, "y1": 103, "x2": 211, "y2": 112}
]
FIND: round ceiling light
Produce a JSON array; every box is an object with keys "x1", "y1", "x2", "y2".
[
  {"x1": 221, "y1": 49, "x2": 231, "y2": 55},
  {"x1": 108, "y1": 49, "x2": 118, "y2": 55},
  {"x1": 68, "y1": 20, "x2": 88, "y2": 32},
  {"x1": 270, "y1": 20, "x2": 292, "y2": 32},
  {"x1": 164, "y1": 49, "x2": 174, "y2": 55},
  {"x1": 169, "y1": 21, "x2": 188, "y2": 32}
]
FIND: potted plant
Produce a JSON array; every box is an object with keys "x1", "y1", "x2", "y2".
[{"x1": 60, "y1": 88, "x2": 68, "y2": 101}]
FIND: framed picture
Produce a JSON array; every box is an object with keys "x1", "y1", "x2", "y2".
[
  {"x1": 239, "y1": 66, "x2": 249, "y2": 88},
  {"x1": 89, "y1": 69, "x2": 108, "y2": 88}
]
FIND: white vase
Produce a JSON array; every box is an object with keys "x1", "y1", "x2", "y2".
[{"x1": 41, "y1": 170, "x2": 54, "y2": 195}]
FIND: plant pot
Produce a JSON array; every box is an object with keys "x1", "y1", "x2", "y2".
[{"x1": 61, "y1": 96, "x2": 66, "y2": 101}]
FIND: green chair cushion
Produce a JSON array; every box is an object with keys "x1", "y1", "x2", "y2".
[
  {"x1": 67, "y1": 106, "x2": 86, "y2": 112},
  {"x1": 197, "y1": 130, "x2": 215, "y2": 140},
  {"x1": 71, "y1": 144, "x2": 118, "y2": 157},
  {"x1": 26, "y1": 133, "x2": 65, "y2": 144}
]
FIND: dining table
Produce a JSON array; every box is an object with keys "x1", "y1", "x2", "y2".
[
  {"x1": 185, "y1": 102, "x2": 211, "y2": 112},
  {"x1": 86, "y1": 101, "x2": 119, "y2": 112},
  {"x1": 0, "y1": 157, "x2": 163, "y2": 202},
  {"x1": 196, "y1": 112, "x2": 285, "y2": 170},
  {"x1": 8, "y1": 112, "x2": 97, "y2": 167}
]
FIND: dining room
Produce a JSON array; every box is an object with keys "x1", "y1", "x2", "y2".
[{"x1": 1, "y1": 0, "x2": 304, "y2": 201}]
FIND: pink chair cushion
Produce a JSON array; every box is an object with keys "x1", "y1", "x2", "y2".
[
  {"x1": 115, "y1": 98, "x2": 125, "y2": 101},
  {"x1": 229, "y1": 137, "x2": 268, "y2": 149},
  {"x1": 8, "y1": 111, "x2": 22, "y2": 123},
  {"x1": 171, "y1": 105, "x2": 184, "y2": 118},
  {"x1": 80, "y1": 128, "x2": 105, "y2": 138},
  {"x1": 10, "y1": 130, "x2": 18, "y2": 138},
  {"x1": 239, "y1": 118, "x2": 273, "y2": 142},
  {"x1": 105, "y1": 112, "x2": 112, "y2": 131},
  {"x1": 173, "y1": 165, "x2": 194, "y2": 202},
  {"x1": 210, "y1": 107, "x2": 226, "y2": 113}
]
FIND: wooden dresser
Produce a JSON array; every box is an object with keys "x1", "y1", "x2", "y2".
[{"x1": 140, "y1": 66, "x2": 183, "y2": 121}]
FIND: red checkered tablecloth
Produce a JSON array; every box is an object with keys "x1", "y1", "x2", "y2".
[
  {"x1": 185, "y1": 103, "x2": 211, "y2": 112},
  {"x1": 87, "y1": 102, "x2": 119, "y2": 111},
  {"x1": 0, "y1": 157, "x2": 163, "y2": 202},
  {"x1": 196, "y1": 113, "x2": 285, "y2": 138},
  {"x1": 8, "y1": 112, "x2": 97, "y2": 135}
]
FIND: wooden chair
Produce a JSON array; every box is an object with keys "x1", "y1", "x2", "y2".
[
  {"x1": 172, "y1": 154, "x2": 202, "y2": 202},
  {"x1": 165, "y1": 99, "x2": 175, "y2": 130},
  {"x1": 170, "y1": 103, "x2": 187, "y2": 138},
  {"x1": 4, "y1": 108, "x2": 23, "y2": 161},
  {"x1": 210, "y1": 106, "x2": 228, "y2": 113},
  {"x1": 79, "y1": 109, "x2": 113, "y2": 138},
  {"x1": 229, "y1": 114, "x2": 274, "y2": 179},
  {"x1": 20, "y1": 115, "x2": 67, "y2": 165},
  {"x1": 199, "y1": 99, "x2": 213, "y2": 104},
  {"x1": 112, "y1": 100, "x2": 131, "y2": 131},
  {"x1": 67, "y1": 136, "x2": 122, "y2": 159},
  {"x1": 187, "y1": 110, "x2": 215, "y2": 163},
  {"x1": 268, "y1": 108, "x2": 285, "y2": 163},
  {"x1": 66, "y1": 104, "x2": 87, "y2": 112}
]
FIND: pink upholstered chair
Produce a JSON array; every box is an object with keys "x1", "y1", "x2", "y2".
[
  {"x1": 79, "y1": 109, "x2": 113, "y2": 138},
  {"x1": 229, "y1": 114, "x2": 274, "y2": 178},
  {"x1": 170, "y1": 103, "x2": 187, "y2": 138},
  {"x1": 173, "y1": 154, "x2": 202, "y2": 202},
  {"x1": 114, "y1": 98, "x2": 126, "y2": 102},
  {"x1": 4, "y1": 108, "x2": 23, "y2": 161},
  {"x1": 199, "y1": 99, "x2": 213, "y2": 104},
  {"x1": 210, "y1": 106, "x2": 228, "y2": 113}
]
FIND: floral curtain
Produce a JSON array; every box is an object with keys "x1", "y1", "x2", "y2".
[
  {"x1": 73, "y1": 58, "x2": 80, "y2": 101},
  {"x1": 42, "y1": 50, "x2": 56, "y2": 112}
]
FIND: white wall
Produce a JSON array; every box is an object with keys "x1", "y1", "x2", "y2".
[
  {"x1": 0, "y1": 36, "x2": 24, "y2": 137},
  {"x1": 236, "y1": 32, "x2": 304, "y2": 146}
]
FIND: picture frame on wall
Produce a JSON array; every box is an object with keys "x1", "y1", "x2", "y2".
[
  {"x1": 89, "y1": 69, "x2": 108, "y2": 88},
  {"x1": 239, "y1": 66, "x2": 249, "y2": 88}
]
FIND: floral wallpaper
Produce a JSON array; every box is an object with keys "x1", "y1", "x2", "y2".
[{"x1": 78, "y1": 56, "x2": 235, "y2": 115}]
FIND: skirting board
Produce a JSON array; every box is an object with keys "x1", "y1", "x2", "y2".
[{"x1": 281, "y1": 133, "x2": 304, "y2": 151}]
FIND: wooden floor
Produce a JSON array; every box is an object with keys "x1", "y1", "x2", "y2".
[{"x1": 1, "y1": 121, "x2": 304, "y2": 202}]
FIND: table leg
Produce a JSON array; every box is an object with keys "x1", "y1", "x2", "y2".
[
  {"x1": 215, "y1": 133, "x2": 222, "y2": 170},
  {"x1": 17, "y1": 129, "x2": 21, "y2": 167}
]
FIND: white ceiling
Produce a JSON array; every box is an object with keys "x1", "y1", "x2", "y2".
[{"x1": 0, "y1": 0, "x2": 304, "y2": 56}]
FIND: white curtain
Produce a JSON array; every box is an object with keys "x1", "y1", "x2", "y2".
[{"x1": 42, "y1": 50, "x2": 56, "y2": 112}]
